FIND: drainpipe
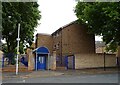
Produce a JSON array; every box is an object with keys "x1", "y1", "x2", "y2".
[
  {"x1": 48, "y1": 53, "x2": 49, "y2": 70},
  {"x1": 61, "y1": 28, "x2": 62, "y2": 66},
  {"x1": 36, "y1": 53, "x2": 37, "y2": 71}
]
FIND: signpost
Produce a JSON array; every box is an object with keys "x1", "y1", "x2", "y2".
[{"x1": 16, "y1": 23, "x2": 20, "y2": 75}]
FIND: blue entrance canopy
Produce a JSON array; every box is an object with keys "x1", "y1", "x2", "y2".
[
  {"x1": 33, "y1": 46, "x2": 49, "y2": 70},
  {"x1": 33, "y1": 46, "x2": 49, "y2": 54}
]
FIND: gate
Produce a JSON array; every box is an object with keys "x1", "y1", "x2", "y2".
[{"x1": 65, "y1": 55, "x2": 75, "y2": 69}]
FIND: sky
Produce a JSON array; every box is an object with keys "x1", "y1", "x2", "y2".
[
  {"x1": 35, "y1": 0, "x2": 102, "y2": 41},
  {"x1": 1, "y1": 0, "x2": 102, "y2": 44},
  {"x1": 35, "y1": 0, "x2": 77, "y2": 34}
]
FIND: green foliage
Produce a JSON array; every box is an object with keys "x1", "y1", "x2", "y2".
[
  {"x1": 2, "y1": 2, "x2": 41, "y2": 53},
  {"x1": 75, "y1": 2, "x2": 120, "y2": 52},
  {"x1": 2, "y1": 2, "x2": 41, "y2": 64},
  {"x1": 2, "y1": 43, "x2": 8, "y2": 53},
  {"x1": 105, "y1": 41, "x2": 117, "y2": 53},
  {"x1": 11, "y1": 56, "x2": 16, "y2": 65}
]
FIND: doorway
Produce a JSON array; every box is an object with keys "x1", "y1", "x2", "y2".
[
  {"x1": 65, "y1": 55, "x2": 75, "y2": 69},
  {"x1": 37, "y1": 55, "x2": 46, "y2": 70},
  {"x1": 33, "y1": 46, "x2": 50, "y2": 70}
]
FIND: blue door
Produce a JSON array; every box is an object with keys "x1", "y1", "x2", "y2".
[
  {"x1": 37, "y1": 56, "x2": 46, "y2": 70},
  {"x1": 65, "y1": 55, "x2": 75, "y2": 69}
]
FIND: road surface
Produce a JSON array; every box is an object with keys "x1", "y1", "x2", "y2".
[{"x1": 2, "y1": 73, "x2": 119, "y2": 83}]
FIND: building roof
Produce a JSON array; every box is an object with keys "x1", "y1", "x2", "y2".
[
  {"x1": 51, "y1": 20, "x2": 78, "y2": 35},
  {"x1": 33, "y1": 46, "x2": 49, "y2": 54},
  {"x1": 36, "y1": 33, "x2": 51, "y2": 36},
  {"x1": 35, "y1": 19, "x2": 83, "y2": 37},
  {"x1": 36, "y1": 19, "x2": 83, "y2": 37}
]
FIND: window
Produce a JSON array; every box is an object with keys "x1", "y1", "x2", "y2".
[
  {"x1": 53, "y1": 35, "x2": 56, "y2": 38},
  {"x1": 39, "y1": 57, "x2": 44, "y2": 63},
  {"x1": 54, "y1": 45, "x2": 56, "y2": 49},
  {"x1": 56, "y1": 43, "x2": 59, "y2": 49},
  {"x1": 56, "y1": 33, "x2": 59, "y2": 37}
]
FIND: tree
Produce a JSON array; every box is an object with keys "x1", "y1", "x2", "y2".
[
  {"x1": 2, "y1": 2, "x2": 41, "y2": 53},
  {"x1": 2, "y1": 2, "x2": 41, "y2": 64},
  {"x1": 75, "y1": 2, "x2": 120, "y2": 52}
]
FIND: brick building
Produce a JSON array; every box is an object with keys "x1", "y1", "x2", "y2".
[
  {"x1": 35, "y1": 20, "x2": 95, "y2": 66},
  {"x1": 35, "y1": 33, "x2": 53, "y2": 54}
]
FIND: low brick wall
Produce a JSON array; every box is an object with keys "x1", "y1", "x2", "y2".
[
  {"x1": 0, "y1": 50, "x2": 3, "y2": 60},
  {"x1": 0, "y1": 50, "x2": 3, "y2": 67},
  {"x1": 75, "y1": 53, "x2": 116, "y2": 69}
]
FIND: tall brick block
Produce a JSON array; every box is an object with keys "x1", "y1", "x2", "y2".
[
  {"x1": 27, "y1": 49, "x2": 35, "y2": 71},
  {"x1": 50, "y1": 51, "x2": 56, "y2": 70}
]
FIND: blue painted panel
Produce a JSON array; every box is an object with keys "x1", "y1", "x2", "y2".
[
  {"x1": 65, "y1": 55, "x2": 75, "y2": 70},
  {"x1": 34, "y1": 47, "x2": 49, "y2": 54},
  {"x1": 2, "y1": 56, "x2": 4, "y2": 67},
  {"x1": 20, "y1": 57, "x2": 28, "y2": 67},
  {"x1": 65, "y1": 56, "x2": 68, "y2": 69},
  {"x1": 37, "y1": 56, "x2": 46, "y2": 70}
]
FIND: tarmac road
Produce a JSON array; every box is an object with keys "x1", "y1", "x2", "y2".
[{"x1": 2, "y1": 73, "x2": 119, "y2": 83}]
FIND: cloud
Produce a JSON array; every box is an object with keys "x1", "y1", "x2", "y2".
[
  {"x1": 33, "y1": 0, "x2": 102, "y2": 41},
  {"x1": 35, "y1": 0, "x2": 77, "y2": 35}
]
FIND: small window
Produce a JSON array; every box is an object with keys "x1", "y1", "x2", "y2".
[
  {"x1": 53, "y1": 35, "x2": 56, "y2": 38},
  {"x1": 39, "y1": 57, "x2": 44, "y2": 63},
  {"x1": 56, "y1": 33, "x2": 59, "y2": 37},
  {"x1": 56, "y1": 43, "x2": 59, "y2": 49},
  {"x1": 54, "y1": 45, "x2": 56, "y2": 49}
]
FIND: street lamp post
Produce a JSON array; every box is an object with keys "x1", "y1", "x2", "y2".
[
  {"x1": 103, "y1": 52, "x2": 106, "y2": 71},
  {"x1": 16, "y1": 23, "x2": 20, "y2": 75}
]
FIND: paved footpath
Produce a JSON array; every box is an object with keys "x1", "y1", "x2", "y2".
[
  {"x1": 2, "y1": 71, "x2": 119, "y2": 83},
  {"x1": 19, "y1": 70, "x2": 64, "y2": 79},
  {"x1": 2, "y1": 67, "x2": 120, "y2": 83},
  {"x1": 2, "y1": 70, "x2": 64, "y2": 80},
  {"x1": 2, "y1": 67, "x2": 119, "y2": 80},
  {"x1": 56, "y1": 67, "x2": 119, "y2": 75}
]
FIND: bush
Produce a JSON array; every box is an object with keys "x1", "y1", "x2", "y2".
[{"x1": 11, "y1": 57, "x2": 16, "y2": 65}]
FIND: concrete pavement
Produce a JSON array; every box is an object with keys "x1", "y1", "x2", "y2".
[
  {"x1": 56, "y1": 67, "x2": 119, "y2": 75},
  {"x1": 2, "y1": 67, "x2": 119, "y2": 83},
  {"x1": 20, "y1": 70, "x2": 64, "y2": 79},
  {"x1": 2, "y1": 73, "x2": 119, "y2": 83},
  {"x1": 2, "y1": 70, "x2": 64, "y2": 80},
  {"x1": 2, "y1": 67, "x2": 119, "y2": 80}
]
